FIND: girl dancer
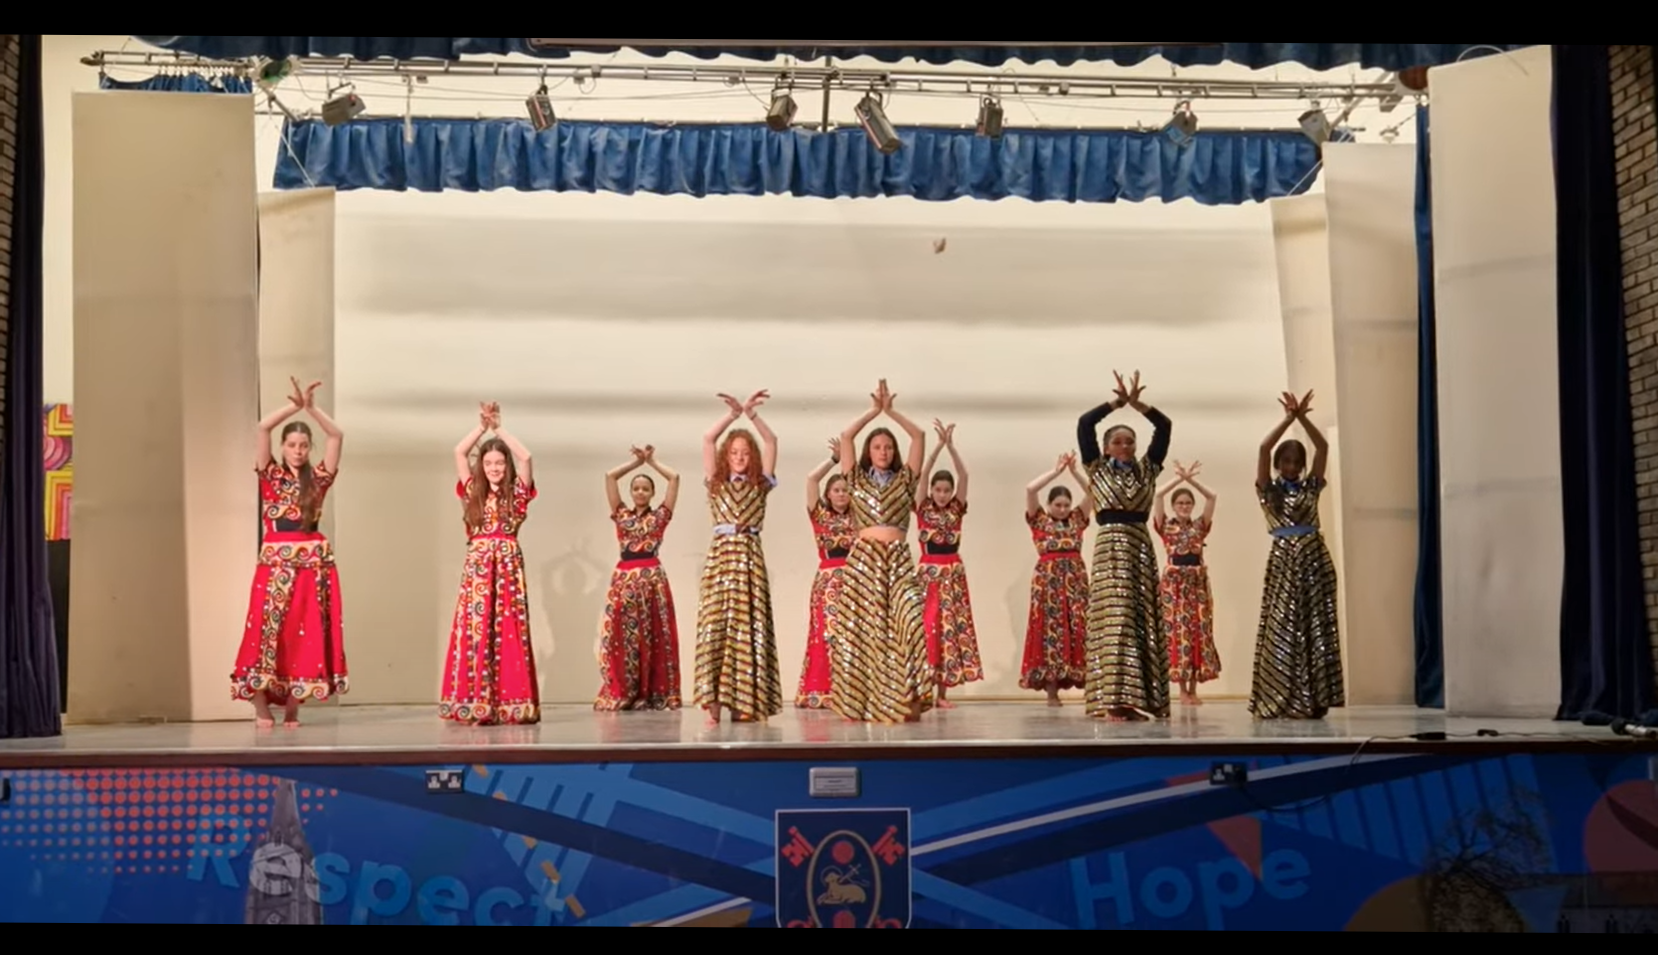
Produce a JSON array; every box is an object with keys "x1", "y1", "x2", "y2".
[
  {"x1": 440, "y1": 402, "x2": 541, "y2": 726},
  {"x1": 798, "y1": 439, "x2": 855, "y2": 710},
  {"x1": 596, "y1": 444, "x2": 684, "y2": 712},
  {"x1": 1077, "y1": 371, "x2": 1174, "y2": 722},
  {"x1": 915, "y1": 420, "x2": 984, "y2": 707},
  {"x1": 826, "y1": 380, "x2": 935, "y2": 724},
  {"x1": 232, "y1": 377, "x2": 348, "y2": 728},
  {"x1": 693, "y1": 391, "x2": 783, "y2": 724},
  {"x1": 1020, "y1": 453, "x2": 1094, "y2": 706},
  {"x1": 1251, "y1": 392, "x2": 1345, "y2": 720},
  {"x1": 1155, "y1": 460, "x2": 1221, "y2": 706}
]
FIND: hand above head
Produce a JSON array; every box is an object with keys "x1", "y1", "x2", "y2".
[
  {"x1": 932, "y1": 419, "x2": 955, "y2": 446},
  {"x1": 303, "y1": 381, "x2": 323, "y2": 408},
  {"x1": 630, "y1": 445, "x2": 650, "y2": 462},
  {"x1": 872, "y1": 379, "x2": 895, "y2": 412},
  {"x1": 1279, "y1": 392, "x2": 1300, "y2": 418},
  {"x1": 744, "y1": 390, "x2": 771, "y2": 417},
  {"x1": 1056, "y1": 452, "x2": 1073, "y2": 472},
  {"x1": 287, "y1": 377, "x2": 307, "y2": 410},
  {"x1": 827, "y1": 437, "x2": 841, "y2": 460},
  {"x1": 716, "y1": 393, "x2": 744, "y2": 415},
  {"x1": 1295, "y1": 390, "x2": 1315, "y2": 418},
  {"x1": 1113, "y1": 371, "x2": 1146, "y2": 408}
]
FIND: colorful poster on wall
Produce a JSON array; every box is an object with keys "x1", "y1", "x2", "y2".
[{"x1": 44, "y1": 403, "x2": 72, "y2": 541}]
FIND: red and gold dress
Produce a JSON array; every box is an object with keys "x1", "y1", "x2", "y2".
[
  {"x1": 915, "y1": 498, "x2": 985, "y2": 689},
  {"x1": 692, "y1": 477, "x2": 784, "y2": 721},
  {"x1": 439, "y1": 478, "x2": 540, "y2": 726},
  {"x1": 596, "y1": 504, "x2": 683, "y2": 711},
  {"x1": 796, "y1": 500, "x2": 856, "y2": 709},
  {"x1": 231, "y1": 462, "x2": 349, "y2": 706},
  {"x1": 1157, "y1": 516, "x2": 1221, "y2": 685},
  {"x1": 1019, "y1": 508, "x2": 1091, "y2": 691}
]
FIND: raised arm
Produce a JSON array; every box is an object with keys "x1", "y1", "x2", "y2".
[
  {"x1": 301, "y1": 381, "x2": 345, "y2": 475},
  {"x1": 920, "y1": 434, "x2": 945, "y2": 493},
  {"x1": 1067, "y1": 457, "x2": 1095, "y2": 515},
  {"x1": 937, "y1": 421, "x2": 969, "y2": 504},
  {"x1": 1258, "y1": 393, "x2": 1300, "y2": 489},
  {"x1": 1076, "y1": 398, "x2": 1118, "y2": 467},
  {"x1": 807, "y1": 438, "x2": 839, "y2": 512},
  {"x1": 744, "y1": 390, "x2": 779, "y2": 478},
  {"x1": 839, "y1": 386, "x2": 886, "y2": 476},
  {"x1": 1185, "y1": 463, "x2": 1219, "y2": 525},
  {"x1": 883, "y1": 389, "x2": 927, "y2": 476},
  {"x1": 643, "y1": 447, "x2": 682, "y2": 513},
  {"x1": 454, "y1": 406, "x2": 489, "y2": 485},
  {"x1": 605, "y1": 450, "x2": 646, "y2": 514},
  {"x1": 1153, "y1": 472, "x2": 1179, "y2": 529},
  {"x1": 704, "y1": 394, "x2": 744, "y2": 481},
  {"x1": 257, "y1": 379, "x2": 305, "y2": 470},
  {"x1": 1296, "y1": 391, "x2": 1330, "y2": 482},
  {"x1": 1026, "y1": 454, "x2": 1069, "y2": 517},
  {"x1": 491, "y1": 413, "x2": 535, "y2": 489}
]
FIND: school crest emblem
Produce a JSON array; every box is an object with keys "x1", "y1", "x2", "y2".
[{"x1": 775, "y1": 810, "x2": 912, "y2": 928}]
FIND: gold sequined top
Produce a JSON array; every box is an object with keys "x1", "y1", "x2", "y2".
[
  {"x1": 849, "y1": 466, "x2": 916, "y2": 532},
  {"x1": 1085, "y1": 459, "x2": 1162, "y2": 514},
  {"x1": 1258, "y1": 477, "x2": 1325, "y2": 531},
  {"x1": 706, "y1": 476, "x2": 776, "y2": 531}
]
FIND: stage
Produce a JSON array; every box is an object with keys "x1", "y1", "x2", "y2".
[{"x1": 0, "y1": 704, "x2": 1653, "y2": 928}]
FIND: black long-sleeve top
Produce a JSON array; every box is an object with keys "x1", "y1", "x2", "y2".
[{"x1": 1077, "y1": 401, "x2": 1172, "y2": 469}]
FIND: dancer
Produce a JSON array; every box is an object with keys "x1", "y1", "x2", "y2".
[
  {"x1": 596, "y1": 444, "x2": 684, "y2": 712},
  {"x1": 798, "y1": 439, "x2": 855, "y2": 710},
  {"x1": 440, "y1": 402, "x2": 541, "y2": 726},
  {"x1": 1020, "y1": 453, "x2": 1094, "y2": 706},
  {"x1": 232, "y1": 377, "x2": 348, "y2": 728},
  {"x1": 1155, "y1": 460, "x2": 1221, "y2": 706},
  {"x1": 693, "y1": 391, "x2": 783, "y2": 724},
  {"x1": 826, "y1": 380, "x2": 935, "y2": 724},
  {"x1": 915, "y1": 420, "x2": 985, "y2": 707},
  {"x1": 1250, "y1": 391, "x2": 1344, "y2": 720},
  {"x1": 1077, "y1": 371, "x2": 1173, "y2": 722}
]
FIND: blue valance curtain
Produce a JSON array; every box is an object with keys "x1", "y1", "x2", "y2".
[
  {"x1": 98, "y1": 73, "x2": 253, "y2": 94},
  {"x1": 273, "y1": 118, "x2": 1324, "y2": 204},
  {"x1": 130, "y1": 37, "x2": 1529, "y2": 71}
]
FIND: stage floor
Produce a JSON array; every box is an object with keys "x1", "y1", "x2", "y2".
[{"x1": 0, "y1": 702, "x2": 1632, "y2": 768}]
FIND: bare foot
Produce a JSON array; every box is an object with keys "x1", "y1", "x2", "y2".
[
  {"x1": 1047, "y1": 695, "x2": 1063, "y2": 708},
  {"x1": 255, "y1": 713, "x2": 276, "y2": 729},
  {"x1": 705, "y1": 707, "x2": 721, "y2": 727},
  {"x1": 283, "y1": 701, "x2": 301, "y2": 728},
  {"x1": 936, "y1": 699, "x2": 957, "y2": 710},
  {"x1": 1104, "y1": 707, "x2": 1148, "y2": 723}
]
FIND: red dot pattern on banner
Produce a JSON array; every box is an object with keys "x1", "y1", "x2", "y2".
[{"x1": 0, "y1": 770, "x2": 341, "y2": 877}]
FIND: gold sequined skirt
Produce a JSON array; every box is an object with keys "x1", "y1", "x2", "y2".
[
  {"x1": 826, "y1": 539, "x2": 935, "y2": 723},
  {"x1": 1085, "y1": 522, "x2": 1169, "y2": 718},
  {"x1": 692, "y1": 533, "x2": 782, "y2": 720},
  {"x1": 1249, "y1": 532, "x2": 1345, "y2": 719}
]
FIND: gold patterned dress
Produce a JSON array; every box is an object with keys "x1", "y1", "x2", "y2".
[
  {"x1": 1250, "y1": 476, "x2": 1345, "y2": 720},
  {"x1": 1078, "y1": 403, "x2": 1173, "y2": 719},
  {"x1": 692, "y1": 476, "x2": 783, "y2": 720},
  {"x1": 825, "y1": 467, "x2": 935, "y2": 723}
]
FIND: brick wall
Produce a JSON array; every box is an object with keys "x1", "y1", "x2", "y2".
[
  {"x1": 1612, "y1": 45, "x2": 1658, "y2": 671},
  {"x1": 0, "y1": 34, "x2": 18, "y2": 444}
]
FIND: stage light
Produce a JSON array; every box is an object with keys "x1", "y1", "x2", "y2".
[
  {"x1": 527, "y1": 84, "x2": 557, "y2": 132},
  {"x1": 766, "y1": 89, "x2": 798, "y2": 132},
  {"x1": 976, "y1": 96, "x2": 1004, "y2": 139},
  {"x1": 321, "y1": 85, "x2": 366, "y2": 126},
  {"x1": 855, "y1": 94, "x2": 901, "y2": 155},
  {"x1": 255, "y1": 56, "x2": 295, "y2": 90},
  {"x1": 1299, "y1": 105, "x2": 1332, "y2": 145},
  {"x1": 1164, "y1": 100, "x2": 1198, "y2": 147}
]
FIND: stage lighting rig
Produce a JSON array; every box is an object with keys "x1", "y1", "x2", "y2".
[
  {"x1": 254, "y1": 56, "x2": 295, "y2": 90},
  {"x1": 976, "y1": 95, "x2": 1005, "y2": 139},
  {"x1": 1164, "y1": 100, "x2": 1198, "y2": 147},
  {"x1": 528, "y1": 83, "x2": 558, "y2": 132},
  {"x1": 1299, "y1": 103, "x2": 1332, "y2": 145},
  {"x1": 766, "y1": 88, "x2": 799, "y2": 132},
  {"x1": 321, "y1": 84, "x2": 366, "y2": 126},
  {"x1": 855, "y1": 93, "x2": 901, "y2": 155}
]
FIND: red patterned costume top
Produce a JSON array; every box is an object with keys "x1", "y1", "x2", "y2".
[
  {"x1": 612, "y1": 505, "x2": 673, "y2": 557},
  {"x1": 809, "y1": 501, "x2": 856, "y2": 560},
  {"x1": 259, "y1": 462, "x2": 337, "y2": 535},
  {"x1": 457, "y1": 478, "x2": 536, "y2": 538}
]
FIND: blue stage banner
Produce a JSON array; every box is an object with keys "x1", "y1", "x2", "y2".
[{"x1": 1, "y1": 752, "x2": 1656, "y2": 928}]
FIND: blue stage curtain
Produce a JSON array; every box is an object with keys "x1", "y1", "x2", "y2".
[
  {"x1": 1412, "y1": 104, "x2": 1444, "y2": 710},
  {"x1": 272, "y1": 118, "x2": 1323, "y2": 204},
  {"x1": 98, "y1": 73, "x2": 252, "y2": 94},
  {"x1": 1552, "y1": 45, "x2": 1657, "y2": 722},
  {"x1": 0, "y1": 36, "x2": 63, "y2": 739},
  {"x1": 131, "y1": 37, "x2": 1528, "y2": 70}
]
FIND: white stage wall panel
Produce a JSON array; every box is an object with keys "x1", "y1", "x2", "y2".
[
  {"x1": 67, "y1": 91, "x2": 260, "y2": 723},
  {"x1": 1270, "y1": 195, "x2": 1351, "y2": 683},
  {"x1": 1431, "y1": 44, "x2": 1562, "y2": 718},
  {"x1": 1320, "y1": 143, "x2": 1422, "y2": 706}
]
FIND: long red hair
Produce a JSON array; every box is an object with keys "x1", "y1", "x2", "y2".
[
  {"x1": 281, "y1": 422, "x2": 322, "y2": 528},
  {"x1": 713, "y1": 429, "x2": 763, "y2": 485},
  {"x1": 464, "y1": 438, "x2": 518, "y2": 529}
]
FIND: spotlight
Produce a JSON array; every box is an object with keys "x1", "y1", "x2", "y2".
[
  {"x1": 527, "y1": 84, "x2": 557, "y2": 132},
  {"x1": 321, "y1": 85, "x2": 366, "y2": 126},
  {"x1": 976, "y1": 96, "x2": 1005, "y2": 139},
  {"x1": 255, "y1": 56, "x2": 295, "y2": 91},
  {"x1": 1164, "y1": 100, "x2": 1198, "y2": 147},
  {"x1": 1299, "y1": 105, "x2": 1332, "y2": 145},
  {"x1": 766, "y1": 90, "x2": 798, "y2": 132},
  {"x1": 854, "y1": 94, "x2": 901, "y2": 155}
]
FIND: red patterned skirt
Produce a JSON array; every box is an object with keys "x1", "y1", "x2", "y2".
[
  {"x1": 1020, "y1": 551, "x2": 1088, "y2": 691},
  {"x1": 231, "y1": 532, "x2": 349, "y2": 705},
  {"x1": 918, "y1": 554, "x2": 985, "y2": 689},
  {"x1": 596, "y1": 557, "x2": 683, "y2": 711},
  {"x1": 441, "y1": 535, "x2": 541, "y2": 725},
  {"x1": 796, "y1": 557, "x2": 846, "y2": 708},
  {"x1": 1162, "y1": 563, "x2": 1220, "y2": 684}
]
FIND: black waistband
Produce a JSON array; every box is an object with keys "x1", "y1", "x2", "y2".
[
  {"x1": 924, "y1": 543, "x2": 961, "y2": 557},
  {"x1": 275, "y1": 518, "x2": 319, "y2": 534},
  {"x1": 1096, "y1": 510, "x2": 1150, "y2": 526},
  {"x1": 825, "y1": 547, "x2": 850, "y2": 560},
  {"x1": 1170, "y1": 554, "x2": 1204, "y2": 568},
  {"x1": 621, "y1": 549, "x2": 659, "y2": 562}
]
